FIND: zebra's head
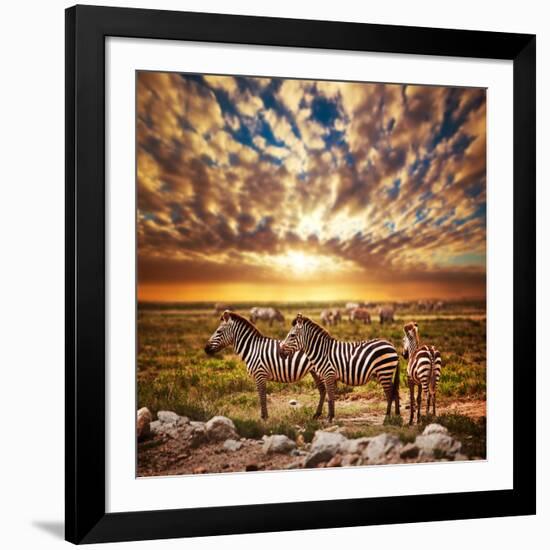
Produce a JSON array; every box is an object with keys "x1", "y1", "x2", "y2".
[
  {"x1": 280, "y1": 313, "x2": 305, "y2": 358},
  {"x1": 204, "y1": 310, "x2": 235, "y2": 355},
  {"x1": 402, "y1": 322, "x2": 419, "y2": 358}
]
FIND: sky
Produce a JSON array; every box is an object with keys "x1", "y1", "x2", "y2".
[{"x1": 137, "y1": 71, "x2": 486, "y2": 302}]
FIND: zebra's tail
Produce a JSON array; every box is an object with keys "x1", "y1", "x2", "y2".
[{"x1": 392, "y1": 356, "x2": 400, "y2": 413}]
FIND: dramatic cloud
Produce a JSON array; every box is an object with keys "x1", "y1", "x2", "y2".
[{"x1": 137, "y1": 72, "x2": 486, "y2": 301}]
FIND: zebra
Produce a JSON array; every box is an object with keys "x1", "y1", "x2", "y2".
[
  {"x1": 204, "y1": 311, "x2": 324, "y2": 420},
  {"x1": 249, "y1": 306, "x2": 285, "y2": 326},
  {"x1": 280, "y1": 314, "x2": 400, "y2": 422},
  {"x1": 402, "y1": 321, "x2": 442, "y2": 425},
  {"x1": 320, "y1": 308, "x2": 341, "y2": 326}
]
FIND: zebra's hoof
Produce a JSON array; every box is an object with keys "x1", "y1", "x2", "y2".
[{"x1": 313, "y1": 413, "x2": 321, "y2": 420}]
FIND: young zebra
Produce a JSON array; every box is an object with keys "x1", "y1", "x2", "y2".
[
  {"x1": 402, "y1": 322, "x2": 442, "y2": 425},
  {"x1": 204, "y1": 310, "x2": 324, "y2": 420},
  {"x1": 280, "y1": 314, "x2": 400, "y2": 422}
]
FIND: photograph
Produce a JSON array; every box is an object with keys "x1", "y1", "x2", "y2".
[{"x1": 135, "y1": 70, "x2": 487, "y2": 476}]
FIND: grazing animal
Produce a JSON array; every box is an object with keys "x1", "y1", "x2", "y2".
[
  {"x1": 350, "y1": 307, "x2": 371, "y2": 324},
  {"x1": 205, "y1": 311, "x2": 324, "y2": 420},
  {"x1": 280, "y1": 314, "x2": 400, "y2": 422},
  {"x1": 214, "y1": 302, "x2": 232, "y2": 315},
  {"x1": 379, "y1": 306, "x2": 395, "y2": 324},
  {"x1": 320, "y1": 308, "x2": 342, "y2": 326},
  {"x1": 249, "y1": 307, "x2": 285, "y2": 326},
  {"x1": 402, "y1": 322, "x2": 442, "y2": 425}
]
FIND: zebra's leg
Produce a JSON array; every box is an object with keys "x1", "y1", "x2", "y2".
[
  {"x1": 310, "y1": 371, "x2": 326, "y2": 419},
  {"x1": 432, "y1": 393, "x2": 436, "y2": 416},
  {"x1": 383, "y1": 384, "x2": 393, "y2": 418},
  {"x1": 408, "y1": 379, "x2": 415, "y2": 425},
  {"x1": 416, "y1": 386, "x2": 422, "y2": 423},
  {"x1": 324, "y1": 375, "x2": 337, "y2": 422},
  {"x1": 255, "y1": 377, "x2": 268, "y2": 420},
  {"x1": 426, "y1": 393, "x2": 431, "y2": 416}
]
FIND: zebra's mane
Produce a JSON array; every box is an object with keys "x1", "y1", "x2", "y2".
[
  {"x1": 228, "y1": 312, "x2": 263, "y2": 336},
  {"x1": 301, "y1": 316, "x2": 334, "y2": 340}
]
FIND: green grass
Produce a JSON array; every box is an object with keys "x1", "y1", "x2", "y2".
[{"x1": 137, "y1": 304, "x2": 486, "y2": 456}]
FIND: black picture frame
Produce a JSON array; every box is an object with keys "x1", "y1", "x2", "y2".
[{"x1": 65, "y1": 4, "x2": 536, "y2": 544}]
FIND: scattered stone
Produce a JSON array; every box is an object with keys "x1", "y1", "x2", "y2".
[
  {"x1": 193, "y1": 466, "x2": 207, "y2": 474},
  {"x1": 296, "y1": 434, "x2": 305, "y2": 447},
  {"x1": 423, "y1": 423, "x2": 449, "y2": 436},
  {"x1": 316, "y1": 462, "x2": 327, "y2": 468},
  {"x1": 223, "y1": 439, "x2": 243, "y2": 452},
  {"x1": 157, "y1": 411, "x2": 181, "y2": 425},
  {"x1": 205, "y1": 416, "x2": 238, "y2": 441},
  {"x1": 415, "y1": 432, "x2": 461, "y2": 459},
  {"x1": 344, "y1": 437, "x2": 371, "y2": 454},
  {"x1": 137, "y1": 407, "x2": 152, "y2": 440},
  {"x1": 327, "y1": 454, "x2": 343, "y2": 467},
  {"x1": 189, "y1": 420, "x2": 206, "y2": 430},
  {"x1": 245, "y1": 463, "x2": 259, "y2": 472},
  {"x1": 364, "y1": 433, "x2": 402, "y2": 464},
  {"x1": 263, "y1": 434, "x2": 297, "y2": 455},
  {"x1": 400, "y1": 442, "x2": 420, "y2": 459},
  {"x1": 288, "y1": 399, "x2": 298, "y2": 406},
  {"x1": 454, "y1": 453, "x2": 469, "y2": 462},
  {"x1": 305, "y1": 431, "x2": 348, "y2": 468}
]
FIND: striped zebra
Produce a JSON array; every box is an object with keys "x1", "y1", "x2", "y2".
[
  {"x1": 280, "y1": 314, "x2": 400, "y2": 422},
  {"x1": 204, "y1": 310, "x2": 324, "y2": 420},
  {"x1": 402, "y1": 322, "x2": 442, "y2": 425}
]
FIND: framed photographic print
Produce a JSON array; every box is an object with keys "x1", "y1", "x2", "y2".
[{"x1": 65, "y1": 5, "x2": 536, "y2": 544}]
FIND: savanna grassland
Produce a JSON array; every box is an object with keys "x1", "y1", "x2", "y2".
[{"x1": 137, "y1": 300, "x2": 487, "y2": 472}]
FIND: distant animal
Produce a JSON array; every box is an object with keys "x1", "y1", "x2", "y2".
[
  {"x1": 214, "y1": 302, "x2": 232, "y2": 315},
  {"x1": 320, "y1": 308, "x2": 342, "y2": 326},
  {"x1": 349, "y1": 307, "x2": 371, "y2": 324},
  {"x1": 249, "y1": 307, "x2": 285, "y2": 326},
  {"x1": 379, "y1": 306, "x2": 395, "y2": 324},
  {"x1": 280, "y1": 314, "x2": 400, "y2": 422},
  {"x1": 205, "y1": 311, "x2": 324, "y2": 419},
  {"x1": 402, "y1": 321, "x2": 442, "y2": 425}
]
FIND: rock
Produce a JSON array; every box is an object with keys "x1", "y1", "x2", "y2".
[
  {"x1": 327, "y1": 454, "x2": 342, "y2": 467},
  {"x1": 454, "y1": 453, "x2": 469, "y2": 461},
  {"x1": 150, "y1": 419, "x2": 180, "y2": 439},
  {"x1": 423, "y1": 423, "x2": 449, "y2": 436},
  {"x1": 415, "y1": 432, "x2": 461, "y2": 459},
  {"x1": 193, "y1": 466, "x2": 207, "y2": 474},
  {"x1": 288, "y1": 399, "x2": 298, "y2": 406},
  {"x1": 157, "y1": 411, "x2": 181, "y2": 425},
  {"x1": 245, "y1": 463, "x2": 259, "y2": 472},
  {"x1": 205, "y1": 416, "x2": 238, "y2": 441},
  {"x1": 188, "y1": 423, "x2": 207, "y2": 448},
  {"x1": 341, "y1": 453, "x2": 360, "y2": 467},
  {"x1": 263, "y1": 434, "x2": 296, "y2": 455},
  {"x1": 400, "y1": 442, "x2": 420, "y2": 459},
  {"x1": 137, "y1": 407, "x2": 152, "y2": 440},
  {"x1": 223, "y1": 439, "x2": 242, "y2": 452},
  {"x1": 305, "y1": 431, "x2": 348, "y2": 468},
  {"x1": 296, "y1": 434, "x2": 305, "y2": 447},
  {"x1": 344, "y1": 437, "x2": 372, "y2": 455},
  {"x1": 364, "y1": 433, "x2": 402, "y2": 464}
]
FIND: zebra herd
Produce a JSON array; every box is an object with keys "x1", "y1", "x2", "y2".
[{"x1": 205, "y1": 310, "x2": 442, "y2": 425}]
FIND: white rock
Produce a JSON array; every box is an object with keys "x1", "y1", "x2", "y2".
[
  {"x1": 344, "y1": 437, "x2": 372, "y2": 454},
  {"x1": 263, "y1": 435, "x2": 297, "y2": 454},
  {"x1": 288, "y1": 399, "x2": 298, "y2": 406},
  {"x1": 422, "y1": 423, "x2": 449, "y2": 436},
  {"x1": 157, "y1": 411, "x2": 180, "y2": 425},
  {"x1": 205, "y1": 416, "x2": 238, "y2": 441},
  {"x1": 223, "y1": 439, "x2": 243, "y2": 452},
  {"x1": 365, "y1": 433, "x2": 402, "y2": 464},
  {"x1": 415, "y1": 433, "x2": 461, "y2": 458},
  {"x1": 305, "y1": 431, "x2": 348, "y2": 467}
]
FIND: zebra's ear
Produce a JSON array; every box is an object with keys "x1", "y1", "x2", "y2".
[{"x1": 221, "y1": 310, "x2": 231, "y2": 322}]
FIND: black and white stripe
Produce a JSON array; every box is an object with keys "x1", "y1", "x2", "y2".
[
  {"x1": 402, "y1": 321, "x2": 442, "y2": 424},
  {"x1": 280, "y1": 314, "x2": 400, "y2": 421},
  {"x1": 205, "y1": 310, "x2": 323, "y2": 419}
]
